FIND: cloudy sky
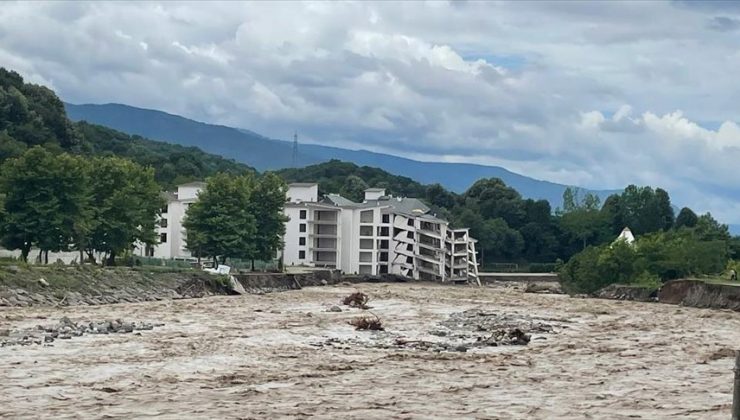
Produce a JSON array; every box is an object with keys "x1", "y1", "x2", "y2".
[{"x1": 2, "y1": 1, "x2": 740, "y2": 221}]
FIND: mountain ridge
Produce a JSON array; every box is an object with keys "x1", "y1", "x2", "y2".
[{"x1": 65, "y1": 102, "x2": 619, "y2": 207}]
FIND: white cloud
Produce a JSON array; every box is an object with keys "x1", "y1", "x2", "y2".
[{"x1": 2, "y1": 1, "x2": 740, "y2": 221}]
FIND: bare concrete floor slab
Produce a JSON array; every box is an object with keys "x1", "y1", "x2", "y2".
[{"x1": 1, "y1": 283, "x2": 738, "y2": 419}]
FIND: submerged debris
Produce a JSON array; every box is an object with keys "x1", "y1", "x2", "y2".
[
  {"x1": 524, "y1": 282, "x2": 564, "y2": 295},
  {"x1": 476, "y1": 328, "x2": 531, "y2": 346},
  {"x1": 440, "y1": 309, "x2": 554, "y2": 334},
  {"x1": 342, "y1": 292, "x2": 370, "y2": 309},
  {"x1": 0, "y1": 317, "x2": 164, "y2": 347},
  {"x1": 314, "y1": 308, "x2": 556, "y2": 352},
  {"x1": 349, "y1": 315, "x2": 384, "y2": 331}
]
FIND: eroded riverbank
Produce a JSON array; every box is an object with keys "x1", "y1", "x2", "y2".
[{"x1": 1, "y1": 282, "x2": 738, "y2": 419}]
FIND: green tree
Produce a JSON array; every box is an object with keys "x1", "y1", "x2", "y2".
[
  {"x1": 0, "y1": 147, "x2": 90, "y2": 262},
  {"x1": 340, "y1": 175, "x2": 369, "y2": 202},
  {"x1": 479, "y1": 218, "x2": 524, "y2": 262},
  {"x1": 694, "y1": 212, "x2": 730, "y2": 242},
  {"x1": 87, "y1": 156, "x2": 163, "y2": 265},
  {"x1": 559, "y1": 208, "x2": 608, "y2": 250},
  {"x1": 674, "y1": 207, "x2": 699, "y2": 229},
  {"x1": 183, "y1": 173, "x2": 257, "y2": 265},
  {"x1": 250, "y1": 172, "x2": 289, "y2": 269},
  {"x1": 425, "y1": 183, "x2": 456, "y2": 209},
  {"x1": 616, "y1": 185, "x2": 674, "y2": 235},
  {"x1": 465, "y1": 178, "x2": 526, "y2": 228},
  {"x1": 600, "y1": 194, "x2": 625, "y2": 236}
]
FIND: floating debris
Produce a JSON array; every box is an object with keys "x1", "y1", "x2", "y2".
[
  {"x1": 342, "y1": 292, "x2": 370, "y2": 309},
  {"x1": 349, "y1": 315, "x2": 384, "y2": 331}
]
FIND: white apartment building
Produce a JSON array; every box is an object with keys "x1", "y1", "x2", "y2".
[
  {"x1": 130, "y1": 181, "x2": 479, "y2": 283},
  {"x1": 134, "y1": 181, "x2": 204, "y2": 260},
  {"x1": 282, "y1": 183, "x2": 479, "y2": 283}
]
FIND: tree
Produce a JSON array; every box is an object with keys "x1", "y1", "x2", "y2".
[
  {"x1": 559, "y1": 207, "x2": 608, "y2": 250},
  {"x1": 183, "y1": 172, "x2": 257, "y2": 265},
  {"x1": 601, "y1": 194, "x2": 625, "y2": 236},
  {"x1": 616, "y1": 185, "x2": 674, "y2": 235},
  {"x1": 479, "y1": 218, "x2": 524, "y2": 262},
  {"x1": 694, "y1": 212, "x2": 730, "y2": 242},
  {"x1": 340, "y1": 175, "x2": 369, "y2": 202},
  {"x1": 560, "y1": 187, "x2": 601, "y2": 215},
  {"x1": 0, "y1": 147, "x2": 90, "y2": 262},
  {"x1": 558, "y1": 188, "x2": 608, "y2": 250},
  {"x1": 675, "y1": 207, "x2": 699, "y2": 229},
  {"x1": 250, "y1": 172, "x2": 289, "y2": 269},
  {"x1": 465, "y1": 178, "x2": 525, "y2": 228},
  {"x1": 425, "y1": 183, "x2": 456, "y2": 209},
  {"x1": 87, "y1": 156, "x2": 163, "y2": 265}
]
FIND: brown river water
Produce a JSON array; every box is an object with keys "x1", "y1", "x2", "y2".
[{"x1": 1, "y1": 282, "x2": 738, "y2": 419}]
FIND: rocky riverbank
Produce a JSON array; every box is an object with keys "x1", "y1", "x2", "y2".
[
  {"x1": 0, "y1": 265, "x2": 403, "y2": 307},
  {"x1": 0, "y1": 265, "x2": 233, "y2": 307}
]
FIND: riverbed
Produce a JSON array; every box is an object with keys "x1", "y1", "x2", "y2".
[{"x1": 1, "y1": 282, "x2": 737, "y2": 419}]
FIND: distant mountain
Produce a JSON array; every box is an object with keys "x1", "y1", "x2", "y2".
[
  {"x1": 0, "y1": 68, "x2": 252, "y2": 190},
  {"x1": 65, "y1": 102, "x2": 619, "y2": 207}
]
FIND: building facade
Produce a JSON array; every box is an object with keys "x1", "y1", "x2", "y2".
[
  {"x1": 282, "y1": 183, "x2": 479, "y2": 283},
  {"x1": 133, "y1": 181, "x2": 204, "y2": 260},
  {"x1": 130, "y1": 181, "x2": 479, "y2": 283}
]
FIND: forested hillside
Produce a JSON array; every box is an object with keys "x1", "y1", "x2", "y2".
[
  {"x1": 66, "y1": 102, "x2": 618, "y2": 206},
  {"x1": 0, "y1": 68, "x2": 253, "y2": 189}
]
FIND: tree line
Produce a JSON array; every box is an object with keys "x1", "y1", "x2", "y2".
[
  {"x1": 0, "y1": 146, "x2": 288, "y2": 266},
  {"x1": 280, "y1": 160, "x2": 736, "y2": 268},
  {"x1": 0, "y1": 147, "x2": 162, "y2": 264}
]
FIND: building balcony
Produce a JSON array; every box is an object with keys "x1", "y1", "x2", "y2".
[
  {"x1": 307, "y1": 219, "x2": 338, "y2": 225},
  {"x1": 392, "y1": 260, "x2": 414, "y2": 271},
  {"x1": 308, "y1": 232, "x2": 339, "y2": 238},
  {"x1": 394, "y1": 233, "x2": 415, "y2": 245},
  {"x1": 447, "y1": 261, "x2": 468, "y2": 269},
  {"x1": 417, "y1": 264, "x2": 441, "y2": 276},
  {"x1": 393, "y1": 216, "x2": 413, "y2": 228},
  {"x1": 417, "y1": 241, "x2": 443, "y2": 252},
  {"x1": 417, "y1": 228, "x2": 442, "y2": 239},
  {"x1": 308, "y1": 246, "x2": 337, "y2": 252},
  {"x1": 415, "y1": 253, "x2": 443, "y2": 265},
  {"x1": 394, "y1": 245, "x2": 414, "y2": 258},
  {"x1": 447, "y1": 248, "x2": 468, "y2": 256}
]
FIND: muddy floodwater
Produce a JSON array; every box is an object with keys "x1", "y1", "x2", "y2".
[{"x1": 1, "y1": 282, "x2": 739, "y2": 419}]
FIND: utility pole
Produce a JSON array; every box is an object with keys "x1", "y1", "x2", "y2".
[{"x1": 291, "y1": 132, "x2": 298, "y2": 168}]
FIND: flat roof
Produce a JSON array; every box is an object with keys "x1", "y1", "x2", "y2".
[
  {"x1": 288, "y1": 182, "x2": 318, "y2": 187},
  {"x1": 364, "y1": 188, "x2": 386, "y2": 192}
]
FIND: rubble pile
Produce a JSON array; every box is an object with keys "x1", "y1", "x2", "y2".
[{"x1": 0, "y1": 316, "x2": 164, "y2": 347}]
